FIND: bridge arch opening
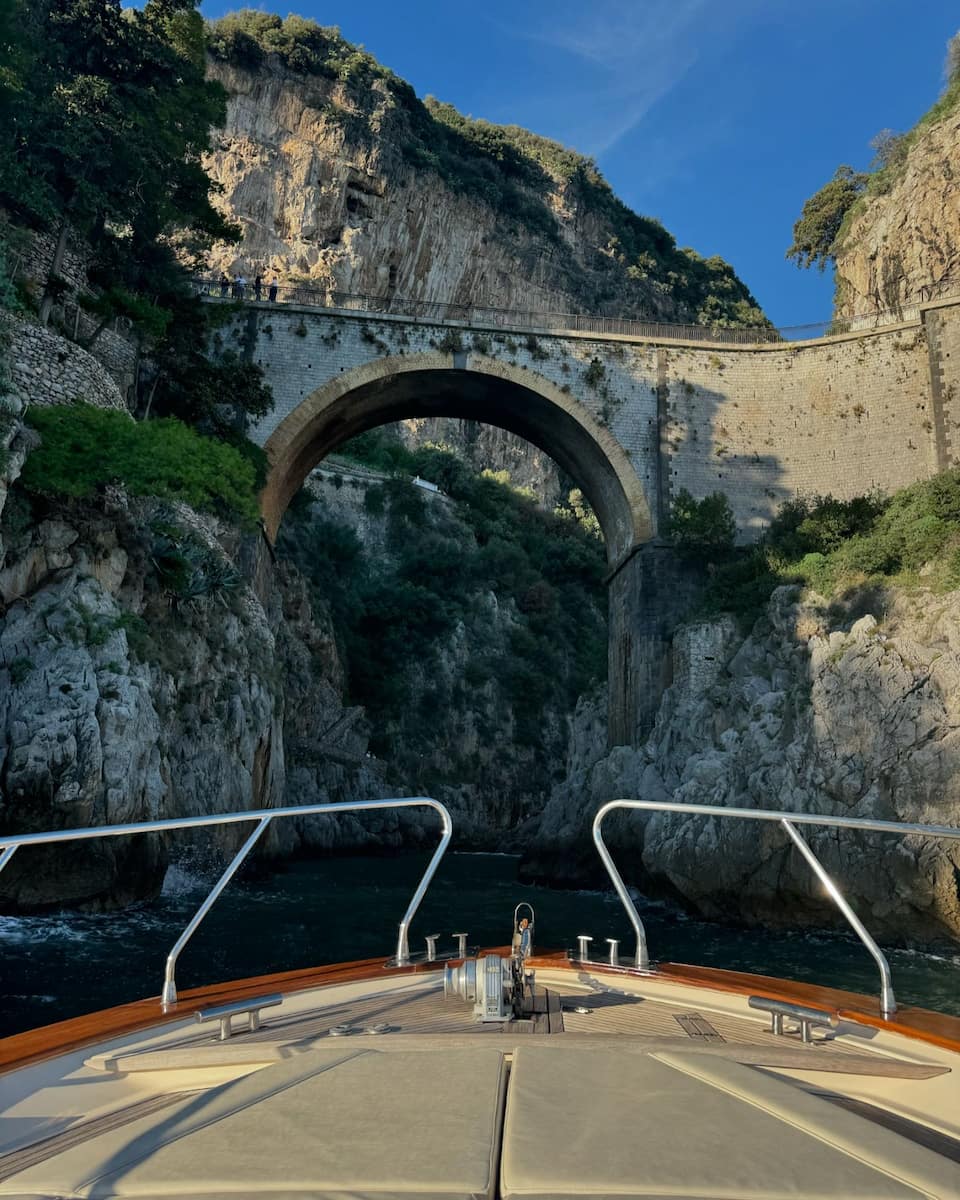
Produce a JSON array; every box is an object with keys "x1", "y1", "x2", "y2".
[{"x1": 261, "y1": 352, "x2": 653, "y2": 565}]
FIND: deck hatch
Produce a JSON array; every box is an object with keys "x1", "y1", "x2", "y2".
[{"x1": 673, "y1": 1012, "x2": 725, "y2": 1042}]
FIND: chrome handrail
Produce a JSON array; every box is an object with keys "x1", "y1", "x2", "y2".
[
  {"x1": 0, "y1": 797, "x2": 453, "y2": 1009},
  {"x1": 592, "y1": 799, "x2": 960, "y2": 1018}
]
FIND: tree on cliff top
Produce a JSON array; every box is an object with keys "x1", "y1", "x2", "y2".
[
  {"x1": 786, "y1": 165, "x2": 867, "y2": 272},
  {"x1": 1, "y1": 0, "x2": 236, "y2": 329}
]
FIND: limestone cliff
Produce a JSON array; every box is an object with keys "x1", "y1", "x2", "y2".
[
  {"x1": 834, "y1": 88, "x2": 960, "y2": 318},
  {"x1": 0, "y1": 487, "x2": 390, "y2": 910},
  {"x1": 201, "y1": 44, "x2": 764, "y2": 327},
  {"x1": 528, "y1": 586, "x2": 960, "y2": 942},
  {"x1": 396, "y1": 419, "x2": 564, "y2": 510}
]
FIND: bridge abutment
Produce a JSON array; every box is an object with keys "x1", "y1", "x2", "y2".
[{"x1": 607, "y1": 543, "x2": 704, "y2": 747}]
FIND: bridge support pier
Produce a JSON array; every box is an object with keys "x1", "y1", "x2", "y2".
[{"x1": 607, "y1": 542, "x2": 704, "y2": 748}]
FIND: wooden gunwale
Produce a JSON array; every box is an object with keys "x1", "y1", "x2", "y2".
[
  {"x1": 2, "y1": 952, "x2": 959, "y2": 1075},
  {"x1": 578, "y1": 958, "x2": 960, "y2": 1054},
  {"x1": 0, "y1": 956, "x2": 437, "y2": 1075}
]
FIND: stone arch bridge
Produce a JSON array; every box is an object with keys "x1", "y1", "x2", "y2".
[{"x1": 213, "y1": 295, "x2": 960, "y2": 746}]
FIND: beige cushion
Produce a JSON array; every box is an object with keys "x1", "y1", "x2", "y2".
[
  {"x1": 1, "y1": 1046, "x2": 506, "y2": 1199},
  {"x1": 501, "y1": 1045, "x2": 956, "y2": 1198}
]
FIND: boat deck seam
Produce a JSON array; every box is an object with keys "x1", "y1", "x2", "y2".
[{"x1": 0, "y1": 1091, "x2": 191, "y2": 1181}]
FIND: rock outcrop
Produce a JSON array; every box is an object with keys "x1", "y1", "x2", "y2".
[
  {"x1": 201, "y1": 56, "x2": 763, "y2": 327},
  {"x1": 0, "y1": 490, "x2": 387, "y2": 910},
  {"x1": 529, "y1": 587, "x2": 960, "y2": 942},
  {"x1": 834, "y1": 98, "x2": 960, "y2": 318}
]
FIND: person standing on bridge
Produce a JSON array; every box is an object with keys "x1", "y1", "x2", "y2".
[
  {"x1": 219, "y1": 273, "x2": 229, "y2": 298},
  {"x1": 268, "y1": 277, "x2": 279, "y2": 303},
  {"x1": 235, "y1": 274, "x2": 247, "y2": 301},
  {"x1": 254, "y1": 273, "x2": 263, "y2": 302}
]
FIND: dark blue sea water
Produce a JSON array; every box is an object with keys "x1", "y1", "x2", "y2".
[{"x1": 3, "y1": 851, "x2": 959, "y2": 1037}]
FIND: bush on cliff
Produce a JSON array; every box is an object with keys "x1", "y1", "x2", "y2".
[
  {"x1": 667, "y1": 489, "x2": 736, "y2": 557},
  {"x1": 699, "y1": 469, "x2": 960, "y2": 623},
  {"x1": 20, "y1": 404, "x2": 259, "y2": 525}
]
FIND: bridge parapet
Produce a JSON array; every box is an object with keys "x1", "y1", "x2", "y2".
[{"x1": 196, "y1": 279, "x2": 779, "y2": 346}]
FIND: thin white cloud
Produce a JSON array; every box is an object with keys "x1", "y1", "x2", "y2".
[{"x1": 512, "y1": 0, "x2": 768, "y2": 157}]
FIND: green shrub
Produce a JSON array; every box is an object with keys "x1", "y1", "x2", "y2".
[
  {"x1": 363, "y1": 484, "x2": 386, "y2": 515},
  {"x1": 9, "y1": 656, "x2": 34, "y2": 685},
  {"x1": 584, "y1": 358, "x2": 606, "y2": 388},
  {"x1": 667, "y1": 489, "x2": 737, "y2": 557},
  {"x1": 21, "y1": 404, "x2": 259, "y2": 525},
  {"x1": 697, "y1": 468, "x2": 960, "y2": 621},
  {"x1": 149, "y1": 521, "x2": 242, "y2": 603},
  {"x1": 768, "y1": 493, "x2": 886, "y2": 558}
]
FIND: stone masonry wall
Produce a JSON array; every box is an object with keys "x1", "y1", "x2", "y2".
[
  {"x1": 2, "y1": 313, "x2": 127, "y2": 412},
  {"x1": 925, "y1": 300, "x2": 960, "y2": 473},
  {"x1": 664, "y1": 323, "x2": 935, "y2": 538}
]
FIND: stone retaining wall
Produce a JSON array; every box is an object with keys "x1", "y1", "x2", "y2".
[{"x1": 1, "y1": 313, "x2": 127, "y2": 412}]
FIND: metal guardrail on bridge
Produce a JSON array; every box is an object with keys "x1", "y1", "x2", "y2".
[
  {"x1": 194, "y1": 276, "x2": 960, "y2": 346},
  {"x1": 592, "y1": 799, "x2": 960, "y2": 1018},
  {"x1": 0, "y1": 798, "x2": 452, "y2": 1009},
  {"x1": 193, "y1": 277, "x2": 782, "y2": 345}
]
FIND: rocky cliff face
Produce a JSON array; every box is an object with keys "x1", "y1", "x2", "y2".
[
  {"x1": 529, "y1": 586, "x2": 960, "y2": 942},
  {"x1": 396, "y1": 419, "x2": 564, "y2": 510},
  {"x1": 834, "y1": 101, "x2": 960, "y2": 318},
  {"x1": 201, "y1": 56, "x2": 762, "y2": 326},
  {"x1": 0, "y1": 486, "x2": 391, "y2": 911}
]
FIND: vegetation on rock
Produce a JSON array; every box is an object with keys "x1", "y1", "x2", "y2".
[
  {"x1": 786, "y1": 166, "x2": 868, "y2": 272},
  {"x1": 667, "y1": 489, "x2": 737, "y2": 557},
  {"x1": 692, "y1": 470, "x2": 960, "y2": 623},
  {"x1": 20, "y1": 403, "x2": 259, "y2": 524},
  {"x1": 0, "y1": 0, "x2": 272, "y2": 432},
  {"x1": 279, "y1": 430, "x2": 607, "y2": 776},
  {"x1": 1, "y1": 0, "x2": 235, "y2": 327}
]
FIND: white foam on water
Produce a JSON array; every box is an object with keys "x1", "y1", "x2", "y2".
[
  {"x1": 0, "y1": 914, "x2": 95, "y2": 945},
  {"x1": 891, "y1": 946, "x2": 960, "y2": 967},
  {"x1": 161, "y1": 863, "x2": 213, "y2": 898}
]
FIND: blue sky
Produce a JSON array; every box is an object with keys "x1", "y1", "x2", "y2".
[{"x1": 201, "y1": 1, "x2": 959, "y2": 328}]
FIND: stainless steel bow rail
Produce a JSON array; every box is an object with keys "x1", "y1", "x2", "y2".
[
  {"x1": 592, "y1": 800, "x2": 960, "y2": 1019},
  {"x1": 0, "y1": 798, "x2": 452, "y2": 1010}
]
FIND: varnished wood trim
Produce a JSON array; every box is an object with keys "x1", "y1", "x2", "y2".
[
  {"x1": 0, "y1": 956, "x2": 443, "y2": 1075},
  {"x1": 531, "y1": 953, "x2": 960, "y2": 1052},
  {"x1": 641, "y1": 960, "x2": 960, "y2": 1054}
]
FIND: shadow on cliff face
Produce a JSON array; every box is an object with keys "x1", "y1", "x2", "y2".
[
  {"x1": 527, "y1": 436, "x2": 960, "y2": 948},
  {"x1": 532, "y1": 576, "x2": 960, "y2": 948}
]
